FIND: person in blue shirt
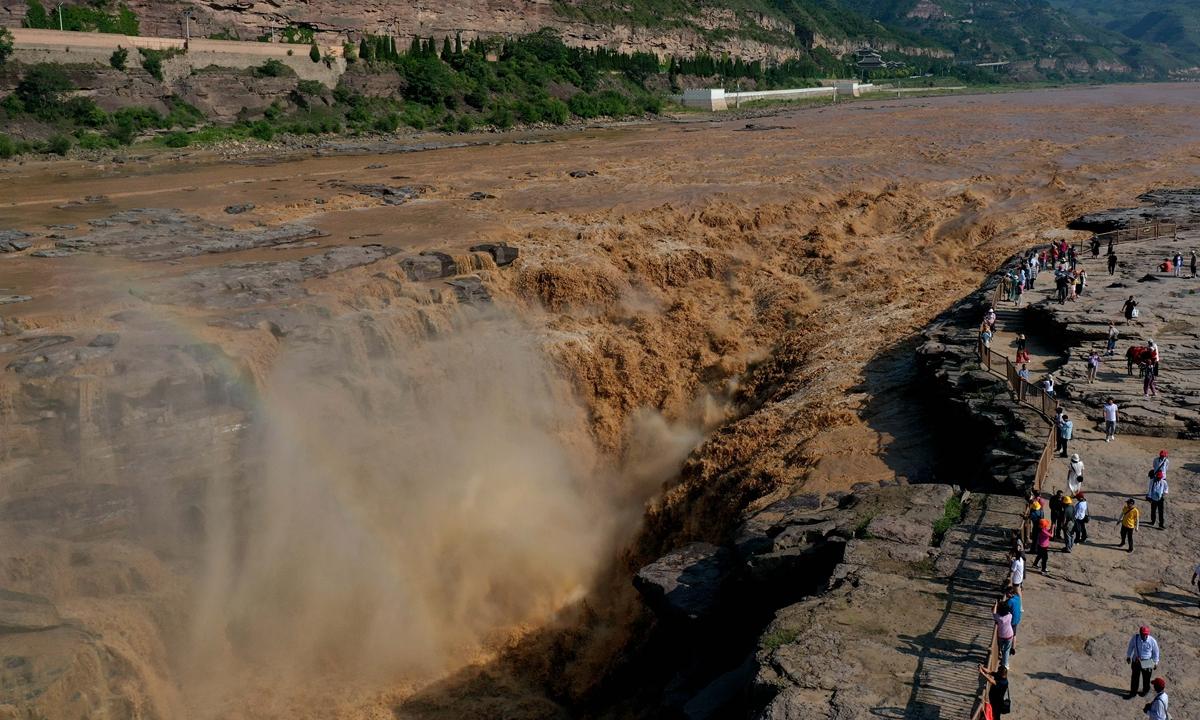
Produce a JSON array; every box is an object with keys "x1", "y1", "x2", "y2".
[
  {"x1": 1126, "y1": 625, "x2": 1161, "y2": 698},
  {"x1": 1058, "y1": 414, "x2": 1074, "y2": 457},
  {"x1": 1005, "y1": 586, "x2": 1023, "y2": 656}
]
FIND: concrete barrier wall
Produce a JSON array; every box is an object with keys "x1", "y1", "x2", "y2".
[
  {"x1": 674, "y1": 83, "x2": 876, "y2": 110},
  {"x1": 7, "y1": 27, "x2": 346, "y2": 86}
]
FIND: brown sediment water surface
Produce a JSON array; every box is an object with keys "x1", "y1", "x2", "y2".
[{"x1": 2, "y1": 84, "x2": 1200, "y2": 719}]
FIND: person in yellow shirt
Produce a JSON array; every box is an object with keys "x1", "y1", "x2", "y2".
[{"x1": 1118, "y1": 498, "x2": 1140, "y2": 553}]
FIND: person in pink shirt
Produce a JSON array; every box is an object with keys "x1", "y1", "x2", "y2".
[{"x1": 1032, "y1": 518, "x2": 1052, "y2": 574}]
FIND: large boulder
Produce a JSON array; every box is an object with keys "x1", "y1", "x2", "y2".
[
  {"x1": 0, "y1": 590, "x2": 62, "y2": 633},
  {"x1": 634, "y1": 542, "x2": 734, "y2": 622}
]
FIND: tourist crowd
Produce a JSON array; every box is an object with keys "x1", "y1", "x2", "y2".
[{"x1": 974, "y1": 233, "x2": 1196, "y2": 719}]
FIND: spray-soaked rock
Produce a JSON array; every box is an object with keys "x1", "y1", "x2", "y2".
[
  {"x1": 634, "y1": 542, "x2": 734, "y2": 622},
  {"x1": 401, "y1": 251, "x2": 458, "y2": 282},
  {"x1": 0, "y1": 590, "x2": 63, "y2": 633},
  {"x1": 470, "y1": 243, "x2": 519, "y2": 267},
  {"x1": 225, "y1": 204, "x2": 256, "y2": 215},
  {"x1": 51, "y1": 209, "x2": 327, "y2": 262},
  {"x1": 340, "y1": 183, "x2": 432, "y2": 205},
  {"x1": 141, "y1": 245, "x2": 399, "y2": 308},
  {"x1": 447, "y1": 276, "x2": 492, "y2": 305}
]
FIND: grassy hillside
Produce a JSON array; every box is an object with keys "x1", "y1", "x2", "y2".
[{"x1": 1051, "y1": 0, "x2": 1200, "y2": 69}]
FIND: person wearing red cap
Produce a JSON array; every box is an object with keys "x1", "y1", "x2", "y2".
[
  {"x1": 1143, "y1": 677, "x2": 1168, "y2": 719},
  {"x1": 1126, "y1": 625, "x2": 1161, "y2": 698},
  {"x1": 1147, "y1": 471, "x2": 1168, "y2": 529}
]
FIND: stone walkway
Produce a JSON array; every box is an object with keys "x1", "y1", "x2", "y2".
[
  {"x1": 984, "y1": 238, "x2": 1200, "y2": 719},
  {"x1": 907, "y1": 494, "x2": 1024, "y2": 719}
]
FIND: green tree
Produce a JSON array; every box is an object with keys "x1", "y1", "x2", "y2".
[
  {"x1": 13, "y1": 64, "x2": 74, "y2": 117},
  {"x1": 442, "y1": 36, "x2": 453, "y2": 60},
  {"x1": 359, "y1": 37, "x2": 372, "y2": 62},
  {"x1": 110, "y1": 46, "x2": 129, "y2": 70},
  {"x1": 24, "y1": 0, "x2": 50, "y2": 29},
  {"x1": 0, "y1": 27, "x2": 13, "y2": 66},
  {"x1": 309, "y1": 43, "x2": 321, "y2": 63},
  {"x1": 46, "y1": 135, "x2": 72, "y2": 156}
]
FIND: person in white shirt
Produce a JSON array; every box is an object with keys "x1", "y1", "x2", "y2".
[
  {"x1": 1146, "y1": 472, "x2": 1168, "y2": 529},
  {"x1": 1067, "y1": 454, "x2": 1085, "y2": 494},
  {"x1": 1144, "y1": 677, "x2": 1169, "y2": 720},
  {"x1": 1009, "y1": 550, "x2": 1025, "y2": 595},
  {"x1": 1126, "y1": 626, "x2": 1162, "y2": 698},
  {"x1": 1072, "y1": 493, "x2": 1089, "y2": 544},
  {"x1": 1103, "y1": 398, "x2": 1119, "y2": 441}
]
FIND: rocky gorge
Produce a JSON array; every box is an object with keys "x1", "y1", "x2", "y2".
[{"x1": 4, "y1": 85, "x2": 1200, "y2": 719}]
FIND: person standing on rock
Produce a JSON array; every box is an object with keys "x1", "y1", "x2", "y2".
[
  {"x1": 1123, "y1": 295, "x2": 1139, "y2": 320},
  {"x1": 1143, "y1": 360, "x2": 1159, "y2": 398},
  {"x1": 1144, "y1": 677, "x2": 1169, "y2": 720},
  {"x1": 1107, "y1": 322, "x2": 1119, "y2": 356},
  {"x1": 1072, "y1": 492, "x2": 1089, "y2": 544},
  {"x1": 1125, "y1": 625, "x2": 1160, "y2": 699},
  {"x1": 1033, "y1": 518, "x2": 1051, "y2": 573},
  {"x1": 1091, "y1": 236, "x2": 1101, "y2": 258},
  {"x1": 1191, "y1": 249, "x2": 1197, "y2": 278},
  {"x1": 1109, "y1": 250, "x2": 1119, "y2": 275},
  {"x1": 1086, "y1": 350, "x2": 1101, "y2": 383},
  {"x1": 978, "y1": 663, "x2": 1010, "y2": 717},
  {"x1": 1104, "y1": 398, "x2": 1119, "y2": 441},
  {"x1": 1077, "y1": 269, "x2": 1087, "y2": 296},
  {"x1": 1058, "y1": 414, "x2": 1074, "y2": 457},
  {"x1": 1146, "y1": 471, "x2": 1168, "y2": 530},
  {"x1": 1118, "y1": 499, "x2": 1140, "y2": 553},
  {"x1": 1067, "y1": 453, "x2": 1085, "y2": 494},
  {"x1": 1173, "y1": 252, "x2": 1183, "y2": 278},
  {"x1": 985, "y1": 307, "x2": 997, "y2": 332},
  {"x1": 1148, "y1": 451, "x2": 1169, "y2": 487}
]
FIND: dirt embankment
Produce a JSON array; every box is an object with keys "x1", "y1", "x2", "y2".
[{"x1": 3, "y1": 85, "x2": 1200, "y2": 719}]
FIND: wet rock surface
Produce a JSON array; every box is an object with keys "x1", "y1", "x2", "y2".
[
  {"x1": 0, "y1": 230, "x2": 32, "y2": 253},
  {"x1": 140, "y1": 244, "x2": 399, "y2": 308},
  {"x1": 1069, "y1": 188, "x2": 1200, "y2": 232},
  {"x1": 335, "y1": 182, "x2": 433, "y2": 205},
  {"x1": 50, "y1": 209, "x2": 327, "y2": 261},
  {"x1": 470, "y1": 242, "x2": 519, "y2": 267},
  {"x1": 0, "y1": 590, "x2": 62, "y2": 633}
]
